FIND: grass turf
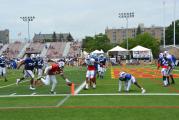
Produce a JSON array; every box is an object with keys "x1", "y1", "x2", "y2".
[{"x1": 0, "y1": 65, "x2": 179, "y2": 120}]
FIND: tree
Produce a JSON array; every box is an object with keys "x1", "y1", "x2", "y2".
[
  {"x1": 120, "y1": 33, "x2": 160, "y2": 58},
  {"x1": 52, "y1": 32, "x2": 57, "y2": 42},
  {"x1": 165, "y1": 20, "x2": 179, "y2": 45},
  {"x1": 67, "y1": 33, "x2": 73, "y2": 42},
  {"x1": 82, "y1": 33, "x2": 114, "y2": 52},
  {"x1": 136, "y1": 25, "x2": 142, "y2": 35}
]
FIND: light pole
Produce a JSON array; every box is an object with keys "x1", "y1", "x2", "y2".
[
  {"x1": 163, "y1": 1, "x2": 166, "y2": 48},
  {"x1": 118, "y1": 12, "x2": 134, "y2": 50},
  {"x1": 173, "y1": 0, "x2": 176, "y2": 47},
  {"x1": 20, "y1": 16, "x2": 35, "y2": 42}
]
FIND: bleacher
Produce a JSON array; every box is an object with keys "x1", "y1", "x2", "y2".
[
  {"x1": 46, "y1": 42, "x2": 67, "y2": 58},
  {"x1": 4, "y1": 42, "x2": 25, "y2": 58},
  {"x1": 0, "y1": 41, "x2": 81, "y2": 59},
  {"x1": 28, "y1": 42, "x2": 44, "y2": 53},
  {"x1": 67, "y1": 42, "x2": 81, "y2": 57}
]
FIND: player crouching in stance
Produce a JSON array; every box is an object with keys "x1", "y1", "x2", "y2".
[
  {"x1": 119, "y1": 72, "x2": 146, "y2": 93},
  {"x1": 39, "y1": 60, "x2": 72, "y2": 94}
]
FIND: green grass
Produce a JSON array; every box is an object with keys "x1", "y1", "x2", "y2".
[{"x1": 0, "y1": 65, "x2": 179, "y2": 120}]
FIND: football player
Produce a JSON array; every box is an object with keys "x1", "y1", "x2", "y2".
[
  {"x1": 157, "y1": 52, "x2": 171, "y2": 86},
  {"x1": 98, "y1": 54, "x2": 106, "y2": 79},
  {"x1": 84, "y1": 55, "x2": 96, "y2": 89},
  {"x1": 40, "y1": 59, "x2": 71, "y2": 94},
  {"x1": 119, "y1": 71, "x2": 146, "y2": 93},
  {"x1": 16, "y1": 53, "x2": 36, "y2": 90},
  {"x1": 0, "y1": 55, "x2": 7, "y2": 82},
  {"x1": 164, "y1": 51, "x2": 176, "y2": 84},
  {"x1": 36, "y1": 55, "x2": 44, "y2": 80}
]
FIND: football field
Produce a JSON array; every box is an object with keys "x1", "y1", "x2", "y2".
[{"x1": 0, "y1": 65, "x2": 179, "y2": 120}]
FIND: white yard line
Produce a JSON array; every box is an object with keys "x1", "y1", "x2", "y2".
[
  {"x1": 56, "y1": 94, "x2": 71, "y2": 107},
  {"x1": 74, "y1": 81, "x2": 86, "y2": 95},
  {"x1": 31, "y1": 92, "x2": 37, "y2": 95},
  {"x1": 0, "y1": 93, "x2": 179, "y2": 98},
  {"x1": 55, "y1": 80, "x2": 86, "y2": 107},
  {"x1": 76, "y1": 93, "x2": 179, "y2": 96},
  {"x1": 9, "y1": 93, "x2": 16, "y2": 96},
  {"x1": 0, "y1": 80, "x2": 29, "y2": 89},
  {"x1": 0, "y1": 94, "x2": 69, "y2": 98}
]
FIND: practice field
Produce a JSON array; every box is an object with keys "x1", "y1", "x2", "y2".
[{"x1": 0, "y1": 65, "x2": 179, "y2": 120}]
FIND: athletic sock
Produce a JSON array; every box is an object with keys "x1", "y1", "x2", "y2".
[{"x1": 170, "y1": 75, "x2": 175, "y2": 83}]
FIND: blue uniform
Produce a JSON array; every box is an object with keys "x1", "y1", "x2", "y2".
[
  {"x1": 37, "y1": 58, "x2": 44, "y2": 69},
  {"x1": 24, "y1": 58, "x2": 35, "y2": 70},
  {"x1": 99, "y1": 57, "x2": 106, "y2": 66},
  {"x1": 119, "y1": 73, "x2": 132, "y2": 81},
  {"x1": 94, "y1": 57, "x2": 99, "y2": 71},
  {"x1": 0, "y1": 57, "x2": 6, "y2": 68}
]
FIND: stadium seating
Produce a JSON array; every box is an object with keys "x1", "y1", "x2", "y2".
[
  {"x1": 67, "y1": 42, "x2": 81, "y2": 57},
  {"x1": 4, "y1": 42, "x2": 25, "y2": 58},
  {"x1": 46, "y1": 42, "x2": 67, "y2": 58}
]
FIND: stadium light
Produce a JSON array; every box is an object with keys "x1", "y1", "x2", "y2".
[
  {"x1": 163, "y1": 1, "x2": 166, "y2": 48},
  {"x1": 20, "y1": 16, "x2": 35, "y2": 42},
  {"x1": 118, "y1": 12, "x2": 134, "y2": 50},
  {"x1": 173, "y1": 0, "x2": 176, "y2": 47}
]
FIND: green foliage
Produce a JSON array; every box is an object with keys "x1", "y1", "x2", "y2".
[
  {"x1": 52, "y1": 32, "x2": 57, "y2": 42},
  {"x1": 165, "y1": 20, "x2": 179, "y2": 45},
  {"x1": 120, "y1": 33, "x2": 160, "y2": 58},
  {"x1": 136, "y1": 25, "x2": 142, "y2": 35},
  {"x1": 67, "y1": 33, "x2": 73, "y2": 42},
  {"x1": 82, "y1": 33, "x2": 114, "y2": 52}
]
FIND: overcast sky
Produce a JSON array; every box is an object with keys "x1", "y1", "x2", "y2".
[{"x1": 0, "y1": 0, "x2": 178, "y2": 42}]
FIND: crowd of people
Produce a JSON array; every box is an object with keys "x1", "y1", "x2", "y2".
[{"x1": 0, "y1": 50, "x2": 177, "y2": 94}]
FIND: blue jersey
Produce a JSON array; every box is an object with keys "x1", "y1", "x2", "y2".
[
  {"x1": 99, "y1": 57, "x2": 106, "y2": 66},
  {"x1": 94, "y1": 57, "x2": 98, "y2": 70},
  {"x1": 0, "y1": 57, "x2": 6, "y2": 67},
  {"x1": 24, "y1": 57, "x2": 35, "y2": 70},
  {"x1": 37, "y1": 58, "x2": 44, "y2": 69},
  {"x1": 158, "y1": 56, "x2": 170, "y2": 67}
]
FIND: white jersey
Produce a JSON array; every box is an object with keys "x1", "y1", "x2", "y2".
[
  {"x1": 58, "y1": 61, "x2": 65, "y2": 68},
  {"x1": 166, "y1": 54, "x2": 175, "y2": 67},
  {"x1": 85, "y1": 58, "x2": 95, "y2": 66}
]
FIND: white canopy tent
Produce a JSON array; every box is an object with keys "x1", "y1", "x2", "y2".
[
  {"x1": 83, "y1": 51, "x2": 89, "y2": 58},
  {"x1": 91, "y1": 49, "x2": 104, "y2": 56},
  {"x1": 108, "y1": 46, "x2": 128, "y2": 52},
  {"x1": 108, "y1": 46, "x2": 128, "y2": 56},
  {"x1": 130, "y1": 45, "x2": 153, "y2": 60}
]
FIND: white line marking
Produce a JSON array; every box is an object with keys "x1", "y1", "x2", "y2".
[
  {"x1": 0, "y1": 94, "x2": 69, "y2": 98},
  {"x1": 9, "y1": 93, "x2": 16, "y2": 96},
  {"x1": 56, "y1": 94, "x2": 71, "y2": 107},
  {"x1": 0, "y1": 80, "x2": 29, "y2": 89},
  {"x1": 76, "y1": 93, "x2": 179, "y2": 96},
  {"x1": 31, "y1": 92, "x2": 36, "y2": 95},
  {"x1": 0, "y1": 93, "x2": 179, "y2": 98},
  {"x1": 74, "y1": 81, "x2": 86, "y2": 95}
]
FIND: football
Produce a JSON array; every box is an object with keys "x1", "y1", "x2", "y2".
[{"x1": 66, "y1": 82, "x2": 72, "y2": 86}]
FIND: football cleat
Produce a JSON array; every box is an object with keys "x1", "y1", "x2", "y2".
[
  {"x1": 29, "y1": 86, "x2": 36, "y2": 90},
  {"x1": 66, "y1": 82, "x2": 72, "y2": 86},
  {"x1": 50, "y1": 91, "x2": 56, "y2": 95},
  {"x1": 142, "y1": 89, "x2": 146, "y2": 94},
  {"x1": 16, "y1": 79, "x2": 20, "y2": 85}
]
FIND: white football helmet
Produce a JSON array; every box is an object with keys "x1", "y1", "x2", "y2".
[
  {"x1": 58, "y1": 61, "x2": 65, "y2": 68},
  {"x1": 119, "y1": 71, "x2": 126, "y2": 78}
]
